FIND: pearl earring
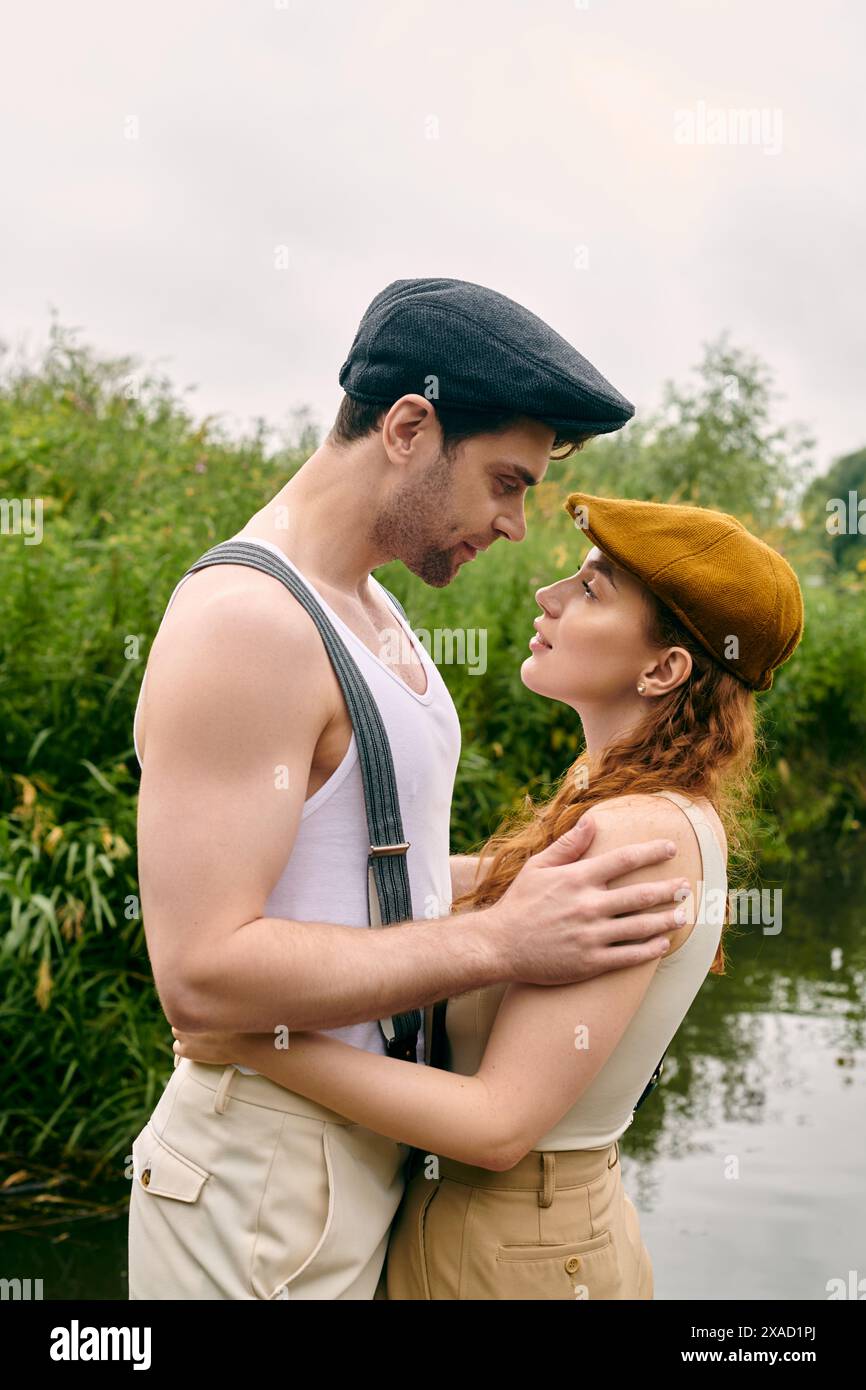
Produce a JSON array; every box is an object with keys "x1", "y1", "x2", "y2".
[{"x1": 637, "y1": 680, "x2": 646, "y2": 694}]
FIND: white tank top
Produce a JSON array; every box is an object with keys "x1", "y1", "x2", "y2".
[
  {"x1": 133, "y1": 536, "x2": 462, "y2": 1073},
  {"x1": 444, "y1": 790, "x2": 727, "y2": 1149}
]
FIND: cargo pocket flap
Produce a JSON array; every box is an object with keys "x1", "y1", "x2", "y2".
[{"x1": 133, "y1": 1125, "x2": 210, "y2": 1203}]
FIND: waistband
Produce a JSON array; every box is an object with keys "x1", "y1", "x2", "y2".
[
  {"x1": 408, "y1": 1139, "x2": 620, "y2": 1200},
  {"x1": 179, "y1": 1058, "x2": 356, "y2": 1125}
]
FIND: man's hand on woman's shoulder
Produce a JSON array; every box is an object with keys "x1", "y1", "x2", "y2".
[{"x1": 484, "y1": 803, "x2": 694, "y2": 987}]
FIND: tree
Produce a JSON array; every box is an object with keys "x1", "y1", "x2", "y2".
[
  {"x1": 802, "y1": 447, "x2": 866, "y2": 574},
  {"x1": 567, "y1": 335, "x2": 815, "y2": 528}
]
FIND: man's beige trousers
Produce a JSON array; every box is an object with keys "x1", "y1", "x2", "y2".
[{"x1": 128, "y1": 1057, "x2": 410, "y2": 1300}]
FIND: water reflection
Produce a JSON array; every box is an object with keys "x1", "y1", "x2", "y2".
[
  {"x1": 2, "y1": 851, "x2": 863, "y2": 1299},
  {"x1": 623, "y1": 850, "x2": 866, "y2": 1299}
]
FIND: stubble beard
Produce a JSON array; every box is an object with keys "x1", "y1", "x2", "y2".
[{"x1": 370, "y1": 448, "x2": 463, "y2": 588}]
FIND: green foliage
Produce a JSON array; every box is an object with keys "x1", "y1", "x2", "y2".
[
  {"x1": 0, "y1": 323, "x2": 863, "y2": 1169},
  {"x1": 0, "y1": 801, "x2": 168, "y2": 1171},
  {"x1": 0, "y1": 319, "x2": 306, "y2": 808},
  {"x1": 0, "y1": 323, "x2": 308, "y2": 1166},
  {"x1": 564, "y1": 336, "x2": 815, "y2": 522},
  {"x1": 801, "y1": 446, "x2": 866, "y2": 574}
]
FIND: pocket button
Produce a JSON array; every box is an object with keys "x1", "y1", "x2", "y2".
[
  {"x1": 565, "y1": 1255, "x2": 581, "y2": 1273},
  {"x1": 132, "y1": 1124, "x2": 210, "y2": 1202}
]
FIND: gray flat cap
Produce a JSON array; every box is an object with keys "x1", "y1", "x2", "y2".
[{"x1": 338, "y1": 277, "x2": 635, "y2": 437}]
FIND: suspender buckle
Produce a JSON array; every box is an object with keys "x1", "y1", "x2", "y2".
[
  {"x1": 386, "y1": 1034, "x2": 419, "y2": 1062},
  {"x1": 369, "y1": 841, "x2": 411, "y2": 857}
]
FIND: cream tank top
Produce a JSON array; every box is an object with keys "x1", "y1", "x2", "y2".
[
  {"x1": 445, "y1": 790, "x2": 728, "y2": 1150},
  {"x1": 133, "y1": 536, "x2": 462, "y2": 1072}
]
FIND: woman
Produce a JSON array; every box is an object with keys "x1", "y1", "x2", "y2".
[{"x1": 173, "y1": 490, "x2": 804, "y2": 1300}]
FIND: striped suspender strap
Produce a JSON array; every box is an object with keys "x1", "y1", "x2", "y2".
[
  {"x1": 181, "y1": 540, "x2": 422, "y2": 1063},
  {"x1": 633, "y1": 1052, "x2": 666, "y2": 1114}
]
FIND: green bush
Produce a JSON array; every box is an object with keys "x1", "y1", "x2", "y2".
[{"x1": 1, "y1": 323, "x2": 863, "y2": 1171}]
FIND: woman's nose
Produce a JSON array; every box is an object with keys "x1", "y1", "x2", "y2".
[{"x1": 535, "y1": 584, "x2": 560, "y2": 615}]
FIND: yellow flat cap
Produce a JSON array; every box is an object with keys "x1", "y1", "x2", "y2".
[{"x1": 564, "y1": 492, "x2": 805, "y2": 692}]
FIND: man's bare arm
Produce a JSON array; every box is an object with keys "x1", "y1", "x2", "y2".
[
  {"x1": 138, "y1": 576, "x2": 506, "y2": 1034},
  {"x1": 138, "y1": 571, "x2": 688, "y2": 1035}
]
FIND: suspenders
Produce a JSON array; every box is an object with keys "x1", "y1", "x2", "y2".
[
  {"x1": 633, "y1": 1052, "x2": 666, "y2": 1114},
  {"x1": 180, "y1": 539, "x2": 422, "y2": 1063},
  {"x1": 174, "y1": 538, "x2": 671, "y2": 1104}
]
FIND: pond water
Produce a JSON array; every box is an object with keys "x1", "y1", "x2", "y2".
[
  {"x1": 624, "y1": 850, "x2": 866, "y2": 1300},
  {"x1": 2, "y1": 851, "x2": 864, "y2": 1301}
]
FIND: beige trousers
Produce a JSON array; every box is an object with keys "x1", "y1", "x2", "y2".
[
  {"x1": 381, "y1": 1138, "x2": 654, "y2": 1300},
  {"x1": 128, "y1": 1057, "x2": 410, "y2": 1300}
]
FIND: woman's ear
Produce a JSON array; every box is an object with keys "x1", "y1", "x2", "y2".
[{"x1": 641, "y1": 646, "x2": 692, "y2": 696}]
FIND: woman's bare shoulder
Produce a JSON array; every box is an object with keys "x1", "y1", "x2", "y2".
[
  {"x1": 583, "y1": 791, "x2": 689, "y2": 830},
  {"x1": 580, "y1": 793, "x2": 703, "y2": 958},
  {"x1": 579, "y1": 792, "x2": 701, "y2": 865},
  {"x1": 584, "y1": 791, "x2": 727, "y2": 863}
]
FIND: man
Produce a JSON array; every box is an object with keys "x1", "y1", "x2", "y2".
[{"x1": 128, "y1": 277, "x2": 685, "y2": 1300}]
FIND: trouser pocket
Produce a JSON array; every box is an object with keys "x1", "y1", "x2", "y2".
[
  {"x1": 131, "y1": 1122, "x2": 211, "y2": 1201},
  {"x1": 128, "y1": 1115, "x2": 228, "y2": 1300},
  {"x1": 496, "y1": 1230, "x2": 622, "y2": 1300},
  {"x1": 441, "y1": 1166, "x2": 632, "y2": 1301},
  {"x1": 129, "y1": 1071, "x2": 294, "y2": 1300},
  {"x1": 249, "y1": 1114, "x2": 334, "y2": 1300},
  {"x1": 251, "y1": 1118, "x2": 408, "y2": 1301},
  {"x1": 129, "y1": 1070, "x2": 406, "y2": 1301}
]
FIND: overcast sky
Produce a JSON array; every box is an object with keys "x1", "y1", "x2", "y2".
[{"x1": 2, "y1": 0, "x2": 863, "y2": 475}]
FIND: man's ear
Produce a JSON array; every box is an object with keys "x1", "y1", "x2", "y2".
[{"x1": 381, "y1": 395, "x2": 439, "y2": 461}]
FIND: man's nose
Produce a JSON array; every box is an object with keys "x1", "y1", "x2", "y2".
[{"x1": 496, "y1": 507, "x2": 527, "y2": 543}]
